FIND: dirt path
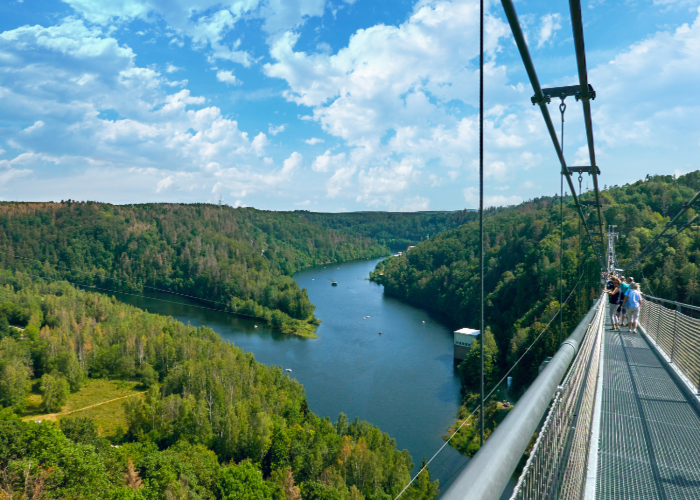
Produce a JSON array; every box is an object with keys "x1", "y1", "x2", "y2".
[{"x1": 25, "y1": 392, "x2": 144, "y2": 422}]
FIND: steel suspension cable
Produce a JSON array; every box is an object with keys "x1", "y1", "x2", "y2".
[
  {"x1": 559, "y1": 100, "x2": 566, "y2": 345},
  {"x1": 560, "y1": 176, "x2": 565, "y2": 344},
  {"x1": 569, "y1": 0, "x2": 605, "y2": 248},
  {"x1": 479, "y1": 0, "x2": 485, "y2": 447},
  {"x1": 578, "y1": 176, "x2": 583, "y2": 312}
]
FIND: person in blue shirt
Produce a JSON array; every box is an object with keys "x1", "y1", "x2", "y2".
[
  {"x1": 623, "y1": 283, "x2": 642, "y2": 333},
  {"x1": 618, "y1": 277, "x2": 630, "y2": 326}
]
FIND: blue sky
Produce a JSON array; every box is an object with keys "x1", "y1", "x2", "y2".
[{"x1": 1, "y1": 0, "x2": 699, "y2": 211}]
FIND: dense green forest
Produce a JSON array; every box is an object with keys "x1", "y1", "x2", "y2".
[
  {"x1": 0, "y1": 202, "x2": 390, "y2": 338},
  {"x1": 0, "y1": 273, "x2": 438, "y2": 499},
  {"x1": 296, "y1": 211, "x2": 478, "y2": 249},
  {"x1": 371, "y1": 172, "x2": 700, "y2": 454}
]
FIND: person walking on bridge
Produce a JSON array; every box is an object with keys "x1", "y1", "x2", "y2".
[
  {"x1": 623, "y1": 283, "x2": 642, "y2": 333},
  {"x1": 605, "y1": 276, "x2": 622, "y2": 330},
  {"x1": 619, "y1": 276, "x2": 632, "y2": 326}
]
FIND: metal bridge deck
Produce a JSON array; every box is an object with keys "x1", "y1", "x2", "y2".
[{"x1": 596, "y1": 317, "x2": 700, "y2": 499}]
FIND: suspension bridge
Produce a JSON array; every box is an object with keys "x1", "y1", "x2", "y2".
[
  {"x1": 438, "y1": 236, "x2": 700, "y2": 499},
  {"x1": 419, "y1": 0, "x2": 700, "y2": 497}
]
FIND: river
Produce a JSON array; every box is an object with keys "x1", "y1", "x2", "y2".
[{"x1": 111, "y1": 257, "x2": 470, "y2": 491}]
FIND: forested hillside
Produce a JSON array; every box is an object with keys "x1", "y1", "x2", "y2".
[
  {"x1": 0, "y1": 273, "x2": 438, "y2": 499},
  {"x1": 604, "y1": 172, "x2": 700, "y2": 301},
  {"x1": 372, "y1": 172, "x2": 700, "y2": 454},
  {"x1": 0, "y1": 202, "x2": 389, "y2": 337},
  {"x1": 297, "y1": 211, "x2": 478, "y2": 249}
]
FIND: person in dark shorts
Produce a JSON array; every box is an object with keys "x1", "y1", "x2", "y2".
[{"x1": 605, "y1": 276, "x2": 621, "y2": 330}]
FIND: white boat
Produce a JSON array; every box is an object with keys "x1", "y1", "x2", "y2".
[{"x1": 286, "y1": 368, "x2": 292, "y2": 372}]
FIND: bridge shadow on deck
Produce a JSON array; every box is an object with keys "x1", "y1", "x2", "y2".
[{"x1": 596, "y1": 316, "x2": 700, "y2": 500}]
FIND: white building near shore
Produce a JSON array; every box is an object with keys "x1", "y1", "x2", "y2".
[{"x1": 454, "y1": 327, "x2": 480, "y2": 363}]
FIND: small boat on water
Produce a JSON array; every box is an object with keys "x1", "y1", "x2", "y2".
[
  {"x1": 286, "y1": 368, "x2": 292, "y2": 372},
  {"x1": 332, "y1": 280, "x2": 338, "y2": 286}
]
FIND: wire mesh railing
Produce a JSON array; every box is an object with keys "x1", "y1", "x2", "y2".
[
  {"x1": 639, "y1": 295, "x2": 700, "y2": 394},
  {"x1": 510, "y1": 294, "x2": 605, "y2": 500}
]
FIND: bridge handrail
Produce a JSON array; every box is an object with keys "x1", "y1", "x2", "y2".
[
  {"x1": 642, "y1": 293, "x2": 700, "y2": 313},
  {"x1": 509, "y1": 294, "x2": 605, "y2": 500},
  {"x1": 639, "y1": 297, "x2": 700, "y2": 394},
  {"x1": 441, "y1": 295, "x2": 605, "y2": 500}
]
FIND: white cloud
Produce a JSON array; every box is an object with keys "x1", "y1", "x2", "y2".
[
  {"x1": 259, "y1": 0, "x2": 326, "y2": 33},
  {"x1": 0, "y1": 152, "x2": 35, "y2": 189},
  {"x1": 520, "y1": 151, "x2": 542, "y2": 170},
  {"x1": 537, "y1": 13, "x2": 562, "y2": 48},
  {"x1": 356, "y1": 160, "x2": 418, "y2": 203},
  {"x1": 216, "y1": 69, "x2": 242, "y2": 85},
  {"x1": 62, "y1": 0, "x2": 258, "y2": 62},
  {"x1": 282, "y1": 151, "x2": 302, "y2": 174},
  {"x1": 485, "y1": 161, "x2": 508, "y2": 182},
  {"x1": 251, "y1": 133, "x2": 269, "y2": 156},
  {"x1": 463, "y1": 187, "x2": 522, "y2": 208},
  {"x1": 165, "y1": 63, "x2": 182, "y2": 73},
  {"x1": 305, "y1": 137, "x2": 324, "y2": 145},
  {"x1": 0, "y1": 18, "x2": 299, "y2": 200},
  {"x1": 294, "y1": 199, "x2": 311, "y2": 205},
  {"x1": 208, "y1": 151, "x2": 302, "y2": 197},
  {"x1": 591, "y1": 8, "x2": 700, "y2": 151},
  {"x1": 156, "y1": 175, "x2": 174, "y2": 192},
  {"x1": 263, "y1": 0, "x2": 540, "y2": 206},
  {"x1": 62, "y1": 0, "x2": 331, "y2": 68},
  {"x1": 0, "y1": 168, "x2": 32, "y2": 186},
  {"x1": 269, "y1": 124, "x2": 285, "y2": 135},
  {"x1": 327, "y1": 165, "x2": 356, "y2": 197},
  {"x1": 399, "y1": 195, "x2": 430, "y2": 211},
  {"x1": 312, "y1": 149, "x2": 345, "y2": 173}
]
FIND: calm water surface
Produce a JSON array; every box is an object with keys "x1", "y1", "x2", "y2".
[{"x1": 112, "y1": 258, "x2": 469, "y2": 490}]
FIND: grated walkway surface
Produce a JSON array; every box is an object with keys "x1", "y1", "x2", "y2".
[{"x1": 596, "y1": 318, "x2": 700, "y2": 499}]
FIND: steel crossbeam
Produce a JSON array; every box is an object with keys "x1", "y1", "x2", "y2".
[{"x1": 530, "y1": 84, "x2": 596, "y2": 104}]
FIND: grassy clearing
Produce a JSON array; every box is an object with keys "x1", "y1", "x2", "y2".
[{"x1": 22, "y1": 379, "x2": 144, "y2": 437}]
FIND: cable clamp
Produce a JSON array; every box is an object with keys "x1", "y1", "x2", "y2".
[
  {"x1": 531, "y1": 94, "x2": 551, "y2": 106},
  {"x1": 575, "y1": 84, "x2": 596, "y2": 102}
]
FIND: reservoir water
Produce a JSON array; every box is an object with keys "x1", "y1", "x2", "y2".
[{"x1": 111, "y1": 258, "x2": 470, "y2": 490}]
